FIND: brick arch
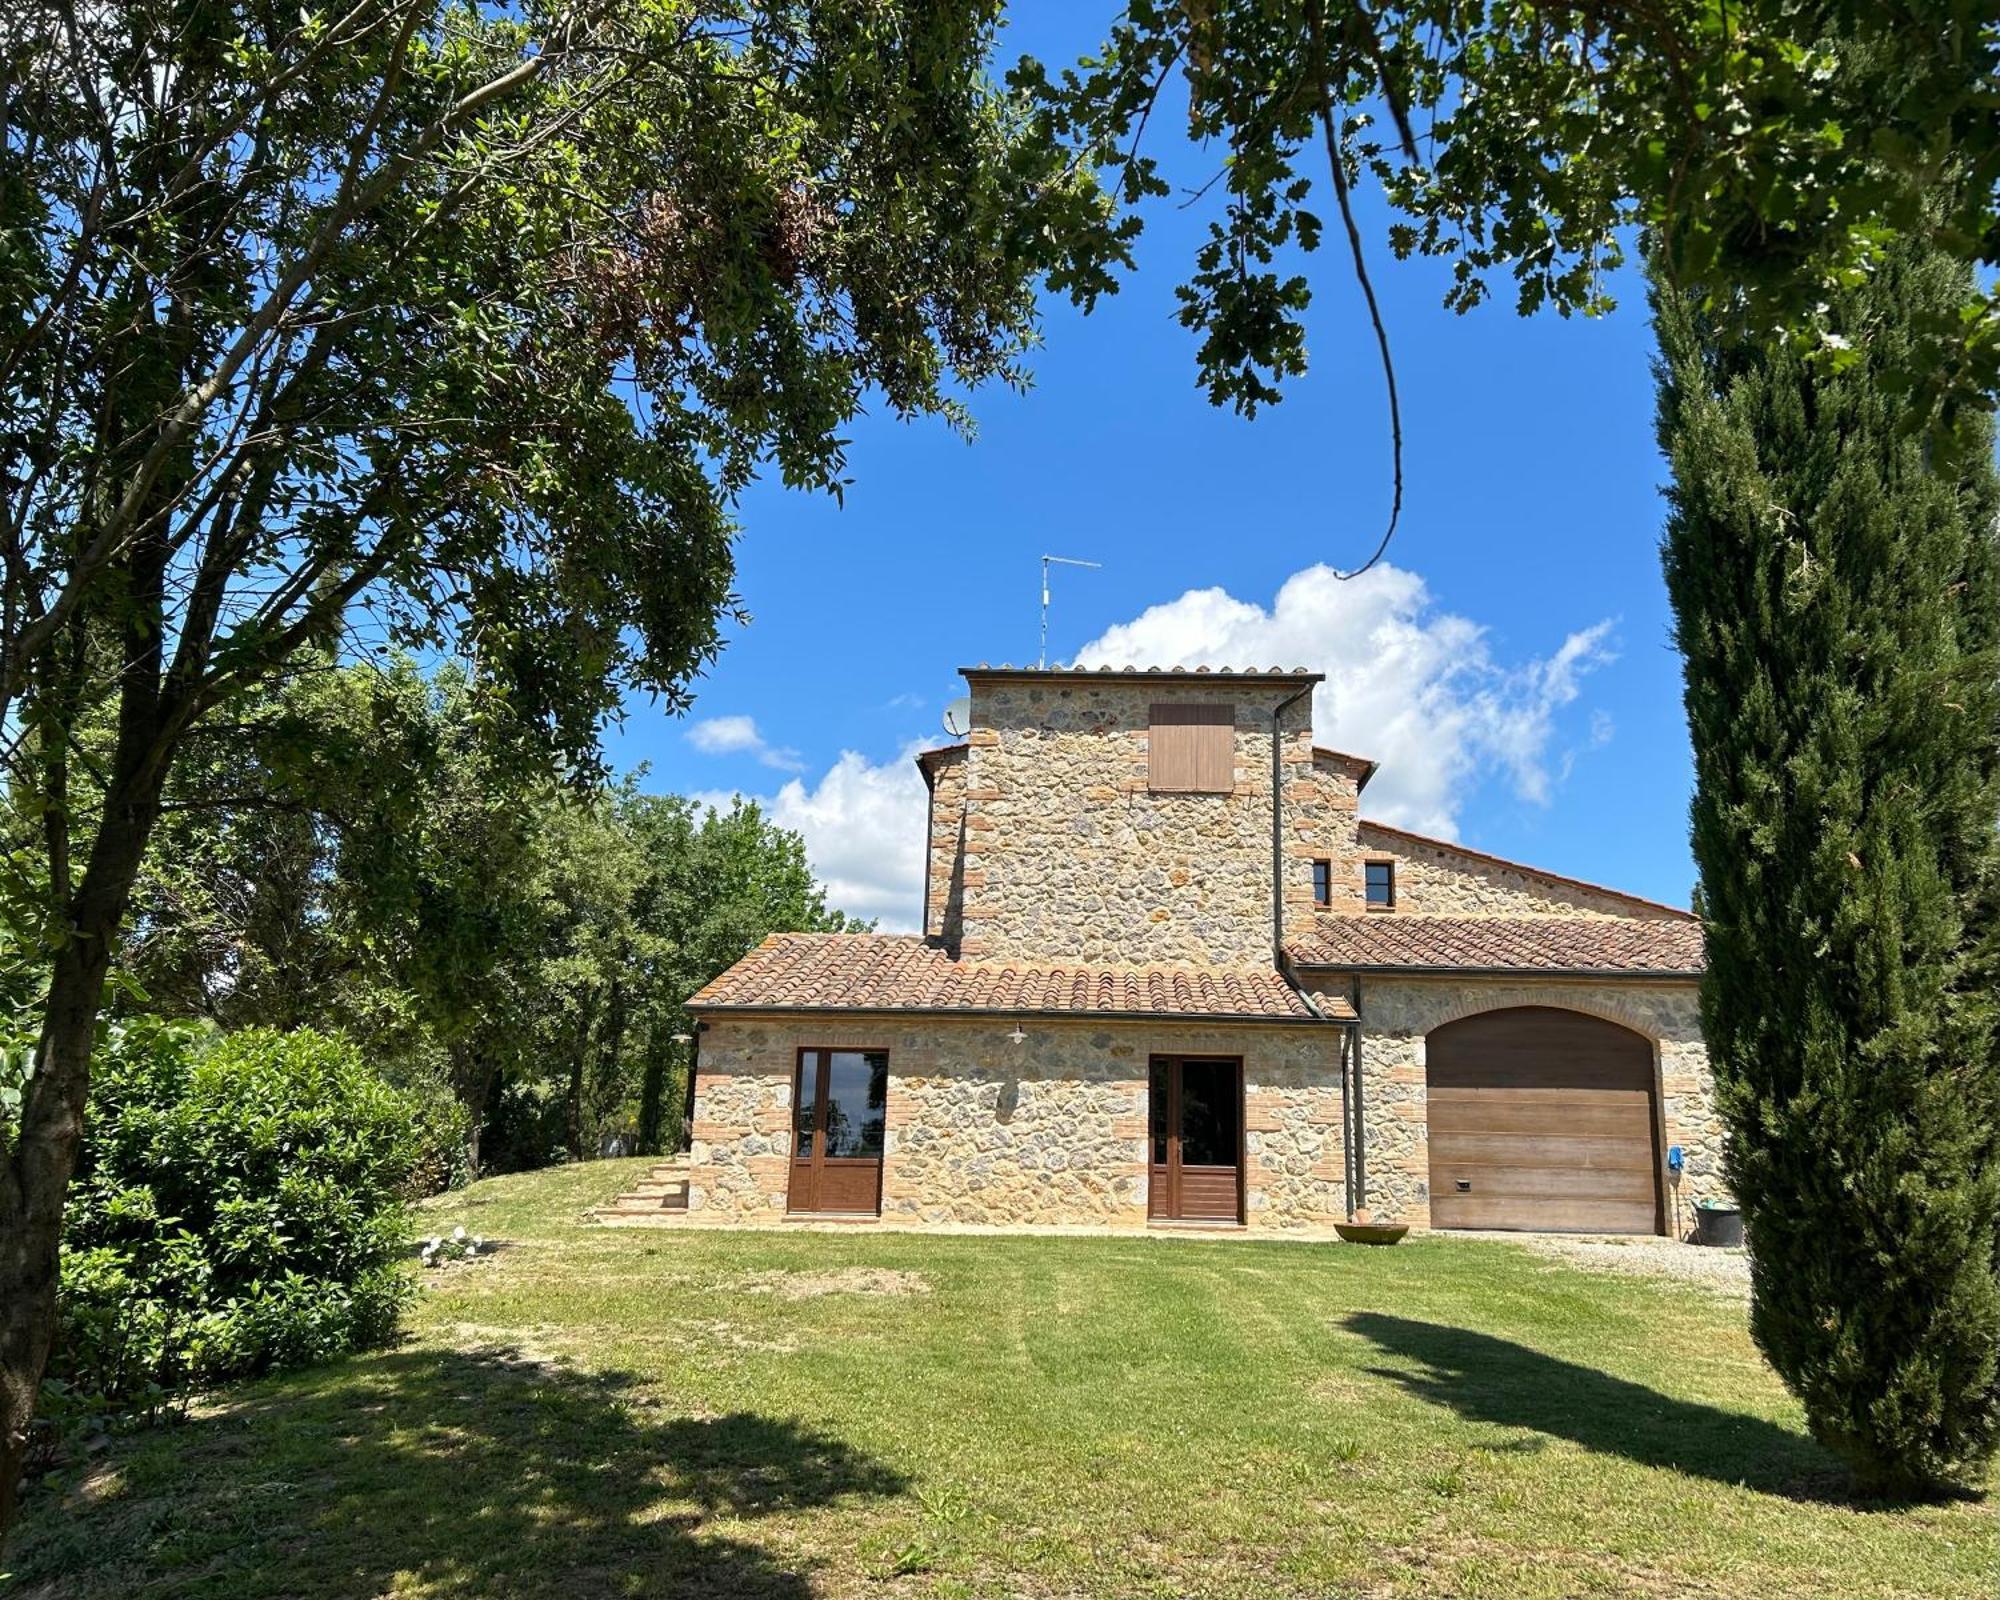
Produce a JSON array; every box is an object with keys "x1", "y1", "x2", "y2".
[{"x1": 1418, "y1": 986, "x2": 1664, "y2": 1044}]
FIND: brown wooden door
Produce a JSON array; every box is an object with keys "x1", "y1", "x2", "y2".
[
  {"x1": 788, "y1": 1049, "x2": 887, "y2": 1215},
  {"x1": 1426, "y1": 1007, "x2": 1662, "y2": 1234},
  {"x1": 1148, "y1": 1056, "x2": 1243, "y2": 1222}
]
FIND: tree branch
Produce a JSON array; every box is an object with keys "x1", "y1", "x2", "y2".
[
  {"x1": 1306, "y1": 0, "x2": 1403, "y2": 581},
  {"x1": 0, "y1": 18, "x2": 564, "y2": 705}
]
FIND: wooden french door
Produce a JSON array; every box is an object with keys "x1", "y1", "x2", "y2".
[
  {"x1": 1148, "y1": 1056, "x2": 1244, "y2": 1222},
  {"x1": 788, "y1": 1048, "x2": 888, "y2": 1214}
]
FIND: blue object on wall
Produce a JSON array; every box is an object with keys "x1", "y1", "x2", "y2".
[{"x1": 1667, "y1": 1144, "x2": 1685, "y2": 1174}]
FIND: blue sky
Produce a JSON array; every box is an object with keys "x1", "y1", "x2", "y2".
[{"x1": 601, "y1": 6, "x2": 1695, "y2": 929}]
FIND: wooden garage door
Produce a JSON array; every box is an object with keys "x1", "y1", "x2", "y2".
[{"x1": 1426, "y1": 1007, "x2": 1662, "y2": 1234}]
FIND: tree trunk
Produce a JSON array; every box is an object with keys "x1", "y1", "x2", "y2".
[
  {"x1": 637, "y1": 1031, "x2": 668, "y2": 1156},
  {"x1": 564, "y1": 990, "x2": 598, "y2": 1163},
  {"x1": 0, "y1": 792, "x2": 161, "y2": 1543},
  {"x1": 0, "y1": 516, "x2": 176, "y2": 1540},
  {"x1": 0, "y1": 941, "x2": 108, "y2": 1536},
  {"x1": 448, "y1": 1041, "x2": 501, "y2": 1177}
]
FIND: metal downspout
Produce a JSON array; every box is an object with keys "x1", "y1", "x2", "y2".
[
  {"x1": 1350, "y1": 976, "x2": 1367, "y2": 1211},
  {"x1": 1274, "y1": 953, "x2": 1361, "y2": 1218},
  {"x1": 1338, "y1": 1023, "x2": 1354, "y2": 1219},
  {"x1": 1268, "y1": 683, "x2": 1368, "y2": 1217},
  {"x1": 1270, "y1": 684, "x2": 1315, "y2": 967}
]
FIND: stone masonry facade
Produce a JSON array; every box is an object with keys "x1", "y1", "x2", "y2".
[
  {"x1": 1302, "y1": 975, "x2": 1721, "y2": 1229},
  {"x1": 938, "y1": 672, "x2": 1318, "y2": 967},
  {"x1": 1353, "y1": 821, "x2": 1690, "y2": 920},
  {"x1": 688, "y1": 1014, "x2": 1350, "y2": 1230},
  {"x1": 688, "y1": 664, "x2": 1718, "y2": 1237},
  {"x1": 920, "y1": 683, "x2": 1686, "y2": 954},
  {"x1": 689, "y1": 984, "x2": 1717, "y2": 1232}
]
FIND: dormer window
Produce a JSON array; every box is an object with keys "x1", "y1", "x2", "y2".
[
  {"x1": 1148, "y1": 704, "x2": 1233, "y2": 793},
  {"x1": 1365, "y1": 860, "x2": 1396, "y2": 910},
  {"x1": 1312, "y1": 859, "x2": 1332, "y2": 906}
]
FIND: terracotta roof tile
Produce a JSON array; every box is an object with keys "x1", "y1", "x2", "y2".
[
  {"x1": 689, "y1": 934, "x2": 1352, "y2": 1022},
  {"x1": 1284, "y1": 916, "x2": 1705, "y2": 975}
]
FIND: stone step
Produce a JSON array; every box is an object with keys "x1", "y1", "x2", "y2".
[
  {"x1": 612, "y1": 1172, "x2": 688, "y2": 1198},
  {"x1": 593, "y1": 1208, "x2": 688, "y2": 1228},
  {"x1": 589, "y1": 1163, "x2": 692, "y2": 1225}
]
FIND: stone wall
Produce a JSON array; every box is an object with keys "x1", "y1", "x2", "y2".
[
  {"x1": 913, "y1": 674, "x2": 1692, "y2": 963},
  {"x1": 1305, "y1": 974, "x2": 1724, "y2": 1232},
  {"x1": 913, "y1": 679, "x2": 1690, "y2": 964},
  {"x1": 687, "y1": 1013, "x2": 1352, "y2": 1230},
  {"x1": 688, "y1": 984, "x2": 1722, "y2": 1236},
  {"x1": 953, "y1": 675, "x2": 1317, "y2": 966},
  {"x1": 920, "y1": 745, "x2": 967, "y2": 947},
  {"x1": 1292, "y1": 751, "x2": 1366, "y2": 915},
  {"x1": 1353, "y1": 821, "x2": 1691, "y2": 919}
]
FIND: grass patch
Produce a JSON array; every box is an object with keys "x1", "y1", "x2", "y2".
[{"x1": 9, "y1": 1156, "x2": 1992, "y2": 1598}]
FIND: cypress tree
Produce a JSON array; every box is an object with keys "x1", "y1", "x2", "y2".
[{"x1": 1654, "y1": 239, "x2": 2000, "y2": 1497}]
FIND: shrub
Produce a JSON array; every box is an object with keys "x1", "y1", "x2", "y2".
[
  {"x1": 401, "y1": 1074, "x2": 475, "y2": 1198},
  {"x1": 55, "y1": 1021, "x2": 424, "y2": 1413}
]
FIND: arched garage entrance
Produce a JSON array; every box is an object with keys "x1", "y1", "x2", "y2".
[{"x1": 1425, "y1": 1006, "x2": 1663, "y2": 1234}]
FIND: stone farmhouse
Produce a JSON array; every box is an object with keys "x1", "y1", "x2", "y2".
[{"x1": 662, "y1": 664, "x2": 1717, "y2": 1236}]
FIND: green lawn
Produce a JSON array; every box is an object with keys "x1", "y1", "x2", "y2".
[{"x1": 10, "y1": 1158, "x2": 1993, "y2": 1599}]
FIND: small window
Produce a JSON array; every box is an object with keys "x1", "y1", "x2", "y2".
[
  {"x1": 1148, "y1": 703, "x2": 1233, "y2": 793},
  {"x1": 1312, "y1": 859, "x2": 1332, "y2": 905},
  {"x1": 1365, "y1": 860, "x2": 1396, "y2": 910}
]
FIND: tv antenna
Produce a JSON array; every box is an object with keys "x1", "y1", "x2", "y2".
[
  {"x1": 941, "y1": 695, "x2": 972, "y2": 738},
  {"x1": 1039, "y1": 554, "x2": 1102, "y2": 669}
]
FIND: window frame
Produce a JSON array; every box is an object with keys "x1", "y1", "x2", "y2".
[
  {"x1": 1364, "y1": 858, "x2": 1397, "y2": 912},
  {"x1": 1311, "y1": 858, "x2": 1333, "y2": 906},
  {"x1": 788, "y1": 1046, "x2": 889, "y2": 1215}
]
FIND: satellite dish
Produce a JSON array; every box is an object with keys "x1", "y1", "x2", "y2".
[{"x1": 942, "y1": 696, "x2": 972, "y2": 738}]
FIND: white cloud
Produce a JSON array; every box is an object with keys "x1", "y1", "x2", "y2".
[
  {"x1": 685, "y1": 713, "x2": 803, "y2": 772},
  {"x1": 691, "y1": 743, "x2": 930, "y2": 932},
  {"x1": 1074, "y1": 563, "x2": 1615, "y2": 837}
]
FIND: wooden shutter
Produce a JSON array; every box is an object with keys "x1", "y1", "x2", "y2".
[{"x1": 1149, "y1": 703, "x2": 1234, "y2": 792}]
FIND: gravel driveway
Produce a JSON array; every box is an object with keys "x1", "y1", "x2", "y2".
[{"x1": 1504, "y1": 1230, "x2": 1751, "y2": 1298}]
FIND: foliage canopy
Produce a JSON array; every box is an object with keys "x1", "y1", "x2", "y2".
[
  {"x1": 1656, "y1": 237, "x2": 2000, "y2": 1496},
  {"x1": 0, "y1": 0, "x2": 1118, "y2": 1536},
  {"x1": 120, "y1": 657, "x2": 862, "y2": 1167},
  {"x1": 1022, "y1": 4, "x2": 1999, "y2": 427}
]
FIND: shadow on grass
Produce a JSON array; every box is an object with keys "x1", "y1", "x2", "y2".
[
  {"x1": 1345, "y1": 1312, "x2": 1874, "y2": 1506},
  {"x1": 12, "y1": 1346, "x2": 907, "y2": 1598}
]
